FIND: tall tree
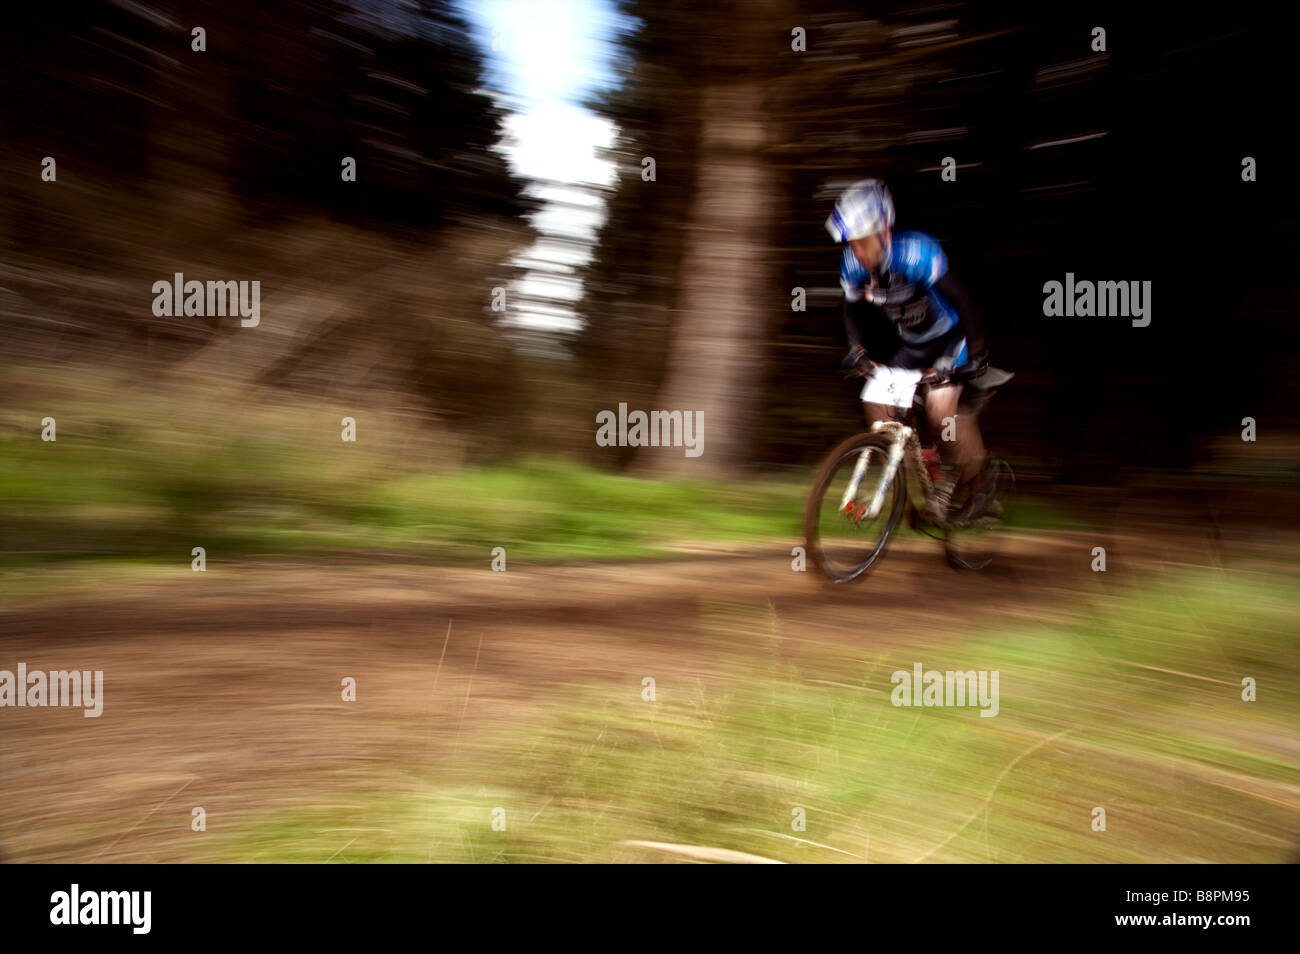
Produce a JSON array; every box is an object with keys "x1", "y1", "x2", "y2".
[{"x1": 582, "y1": 1, "x2": 795, "y2": 477}]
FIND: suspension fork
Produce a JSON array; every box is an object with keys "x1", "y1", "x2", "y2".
[
  {"x1": 867, "y1": 425, "x2": 910, "y2": 518},
  {"x1": 840, "y1": 423, "x2": 911, "y2": 521},
  {"x1": 840, "y1": 449, "x2": 874, "y2": 513}
]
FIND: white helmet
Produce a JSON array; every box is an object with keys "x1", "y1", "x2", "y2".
[{"x1": 825, "y1": 179, "x2": 895, "y2": 243}]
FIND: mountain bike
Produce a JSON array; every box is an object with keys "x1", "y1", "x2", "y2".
[{"x1": 803, "y1": 362, "x2": 1016, "y2": 582}]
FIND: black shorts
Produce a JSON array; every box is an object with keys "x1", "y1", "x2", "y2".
[{"x1": 886, "y1": 324, "x2": 968, "y2": 372}]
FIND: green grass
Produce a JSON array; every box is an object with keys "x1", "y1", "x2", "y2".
[
  {"x1": 0, "y1": 422, "x2": 1085, "y2": 584},
  {"x1": 0, "y1": 436, "x2": 804, "y2": 566},
  {"x1": 205, "y1": 568, "x2": 1300, "y2": 863}
]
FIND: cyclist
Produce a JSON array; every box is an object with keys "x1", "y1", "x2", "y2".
[{"x1": 826, "y1": 178, "x2": 995, "y2": 524}]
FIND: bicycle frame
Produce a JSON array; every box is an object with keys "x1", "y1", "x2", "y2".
[
  {"x1": 839, "y1": 417, "x2": 936, "y2": 522},
  {"x1": 808, "y1": 364, "x2": 1015, "y2": 582},
  {"x1": 838, "y1": 360, "x2": 1015, "y2": 528}
]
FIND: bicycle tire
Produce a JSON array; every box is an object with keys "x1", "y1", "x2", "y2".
[{"x1": 804, "y1": 432, "x2": 906, "y2": 583}]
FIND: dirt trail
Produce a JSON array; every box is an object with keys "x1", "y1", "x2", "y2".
[{"x1": 0, "y1": 530, "x2": 1213, "y2": 861}]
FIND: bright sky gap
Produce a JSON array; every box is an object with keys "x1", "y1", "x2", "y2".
[{"x1": 459, "y1": 0, "x2": 634, "y2": 337}]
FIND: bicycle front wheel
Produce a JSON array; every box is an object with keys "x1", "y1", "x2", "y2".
[{"x1": 804, "y1": 433, "x2": 905, "y2": 583}]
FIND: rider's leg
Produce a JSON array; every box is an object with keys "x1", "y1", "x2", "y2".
[
  {"x1": 925, "y1": 384, "x2": 997, "y2": 523},
  {"x1": 862, "y1": 401, "x2": 892, "y2": 427},
  {"x1": 924, "y1": 384, "x2": 986, "y2": 484}
]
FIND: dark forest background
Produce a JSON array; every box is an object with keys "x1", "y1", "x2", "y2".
[{"x1": 2, "y1": 1, "x2": 1295, "y2": 486}]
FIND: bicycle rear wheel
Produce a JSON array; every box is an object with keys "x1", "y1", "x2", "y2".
[
  {"x1": 804, "y1": 433, "x2": 905, "y2": 583},
  {"x1": 944, "y1": 456, "x2": 1016, "y2": 570}
]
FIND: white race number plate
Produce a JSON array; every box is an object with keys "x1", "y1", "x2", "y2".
[{"x1": 860, "y1": 366, "x2": 923, "y2": 408}]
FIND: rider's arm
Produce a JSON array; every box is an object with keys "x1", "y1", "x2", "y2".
[
  {"x1": 842, "y1": 296, "x2": 897, "y2": 359},
  {"x1": 839, "y1": 246, "x2": 872, "y2": 357},
  {"x1": 841, "y1": 298, "x2": 864, "y2": 351},
  {"x1": 933, "y1": 272, "x2": 986, "y2": 361}
]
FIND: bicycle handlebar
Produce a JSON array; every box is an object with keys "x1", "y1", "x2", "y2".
[
  {"x1": 848, "y1": 364, "x2": 952, "y2": 385},
  {"x1": 849, "y1": 363, "x2": 984, "y2": 386}
]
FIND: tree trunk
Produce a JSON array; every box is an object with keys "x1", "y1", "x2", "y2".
[{"x1": 642, "y1": 81, "x2": 773, "y2": 478}]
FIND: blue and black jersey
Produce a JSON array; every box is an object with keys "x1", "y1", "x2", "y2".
[{"x1": 840, "y1": 230, "x2": 986, "y2": 369}]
